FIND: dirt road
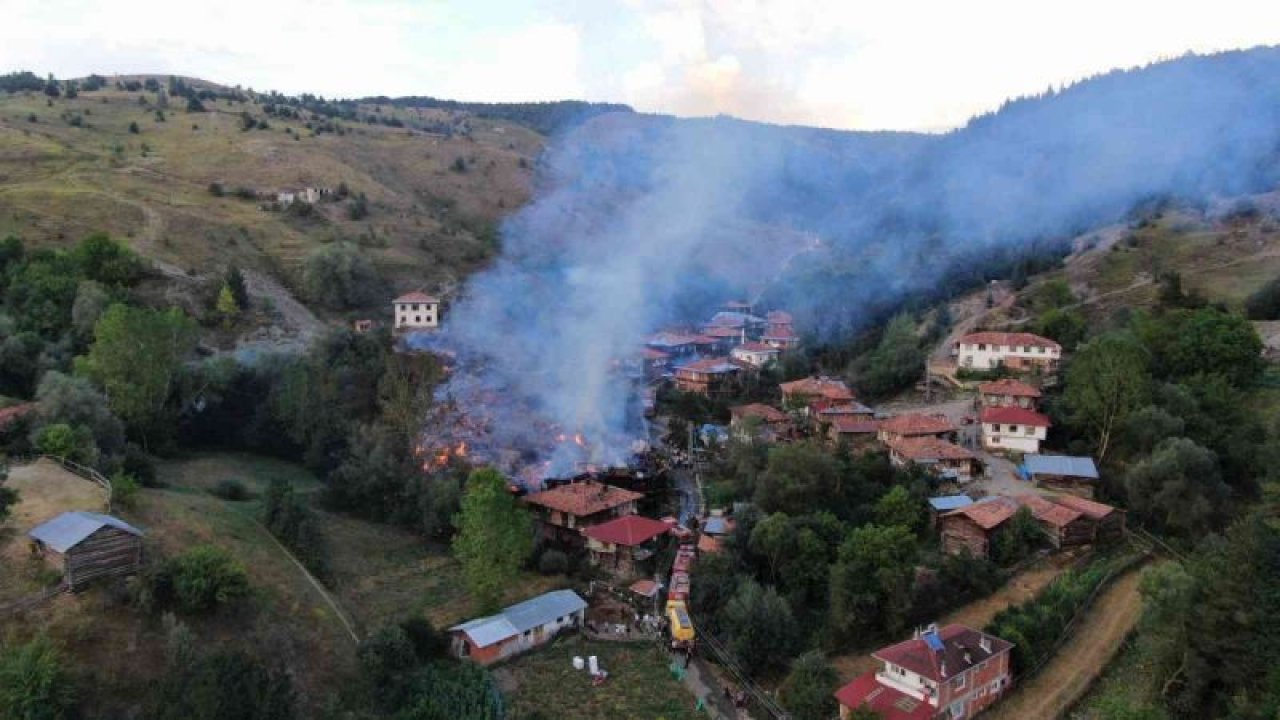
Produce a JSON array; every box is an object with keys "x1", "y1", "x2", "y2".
[{"x1": 984, "y1": 566, "x2": 1146, "y2": 720}]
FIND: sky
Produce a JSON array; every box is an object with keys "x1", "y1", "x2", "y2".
[{"x1": 4, "y1": 0, "x2": 1279, "y2": 131}]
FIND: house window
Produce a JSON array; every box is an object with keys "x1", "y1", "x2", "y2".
[
  {"x1": 412, "y1": 303, "x2": 420, "y2": 311},
  {"x1": 415, "y1": 316, "x2": 421, "y2": 323},
  {"x1": 1022, "y1": 346, "x2": 1031, "y2": 353},
  {"x1": 1024, "y1": 425, "x2": 1034, "y2": 435},
  {"x1": 977, "y1": 344, "x2": 987, "y2": 351},
  {"x1": 1036, "y1": 346, "x2": 1044, "y2": 353},
  {"x1": 952, "y1": 672, "x2": 966, "y2": 690}
]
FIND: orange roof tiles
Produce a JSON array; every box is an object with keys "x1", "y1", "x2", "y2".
[
  {"x1": 730, "y1": 403, "x2": 790, "y2": 424},
  {"x1": 393, "y1": 291, "x2": 439, "y2": 304},
  {"x1": 1050, "y1": 494, "x2": 1120, "y2": 519},
  {"x1": 1016, "y1": 494, "x2": 1083, "y2": 528},
  {"x1": 523, "y1": 481, "x2": 642, "y2": 517},
  {"x1": 879, "y1": 413, "x2": 957, "y2": 436},
  {"x1": 829, "y1": 416, "x2": 881, "y2": 434},
  {"x1": 980, "y1": 406, "x2": 1052, "y2": 427},
  {"x1": 582, "y1": 515, "x2": 670, "y2": 546},
  {"x1": 779, "y1": 376, "x2": 855, "y2": 402},
  {"x1": 887, "y1": 436, "x2": 976, "y2": 461},
  {"x1": 957, "y1": 331, "x2": 1060, "y2": 350},
  {"x1": 0, "y1": 403, "x2": 36, "y2": 430},
  {"x1": 944, "y1": 496, "x2": 1021, "y2": 529},
  {"x1": 978, "y1": 378, "x2": 1042, "y2": 397}
]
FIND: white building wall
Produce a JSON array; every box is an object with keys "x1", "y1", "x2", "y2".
[
  {"x1": 394, "y1": 301, "x2": 439, "y2": 329},
  {"x1": 983, "y1": 424, "x2": 1046, "y2": 454},
  {"x1": 957, "y1": 342, "x2": 1061, "y2": 369}
]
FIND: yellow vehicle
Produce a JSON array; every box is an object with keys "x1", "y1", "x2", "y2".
[{"x1": 667, "y1": 600, "x2": 695, "y2": 647}]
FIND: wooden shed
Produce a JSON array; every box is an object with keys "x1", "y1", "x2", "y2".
[
  {"x1": 1024, "y1": 454, "x2": 1100, "y2": 499},
  {"x1": 1017, "y1": 494, "x2": 1094, "y2": 548},
  {"x1": 939, "y1": 497, "x2": 1020, "y2": 559},
  {"x1": 1052, "y1": 494, "x2": 1126, "y2": 543},
  {"x1": 28, "y1": 511, "x2": 144, "y2": 590}
]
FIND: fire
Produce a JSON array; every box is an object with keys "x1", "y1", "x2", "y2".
[{"x1": 573, "y1": 433, "x2": 586, "y2": 447}]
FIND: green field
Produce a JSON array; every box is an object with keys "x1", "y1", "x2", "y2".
[{"x1": 500, "y1": 635, "x2": 702, "y2": 720}]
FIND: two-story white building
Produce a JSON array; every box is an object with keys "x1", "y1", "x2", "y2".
[
  {"x1": 953, "y1": 332, "x2": 1061, "y2": 372},
  {"x1": 730, "y1": 341, "x2": 780, "y2": 368},
  {"x1": 393, "y1": 291, "x2": 440, "y2": 330},
  {"x1": 979, "y1": 406, "x2": 1051, "y2": 454}
]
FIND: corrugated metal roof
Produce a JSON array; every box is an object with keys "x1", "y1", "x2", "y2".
[
  {"x1": 450, "y1": 589, "x2": 586, "y2": 648},
  {"x1": 702, "y1": 516, "x2": 730, "y2": 535},
  {"x1": 28, "y1": 511, "x2": 143, "y2": 553},
  {"x1": 1025, "y1": 454, "x2": 1099, "y2": 480},
  {"x1": 928, "y1": 495, "x2": 974, "y2": 512}
]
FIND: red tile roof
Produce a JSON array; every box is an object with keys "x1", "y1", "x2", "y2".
[
  {"x1": 830, "y1": 416, "x2": 881, "y2": 434},
  {"x1": 766, "y1": 310, "x2": 793, "y2": 324},
  {"x1": 1016, "y1": 494, "x2": 1083, "y2": 528},
  {"x1": 523, "y1": 481, "x2": 643, "y2": 517},
  {"x1": 393, "y1": 291, "x2": 439, "y2": 304},
  {"x1": 630, "y1": 579, "x2": 660, "y2": 598},
  {"x1": 980, "y1": 406, "x2": 1052, "y2": 428},
  {"x1": 888, "y1": 436, "x2": 977, "y2": 461},
  {"x1": 978, "y1": 378, "x2": 1042, "y2": 398},
  {"x1": 833, "y1": 672, "x2": 933, "y2": 720},
  {"x1": 696, "y1": 534, "x2": 722, "y2": 553},
  {"x1": 641, "y1": 348, "x2": 670, "y2": 360},
  {"x1": 879, "y1": 413, "x2": 956, "y2": 436},
  {"x1": 873, "y1": 624, "x2": 1014, "y2": 684},
  {"x1": 943, "y1": 496, "x2": 1021, "y2": 529},
  {"x1": 763, "y1": 325, "x2": 799, "y2": 340},
  {"x1": 730, "y1": 403, "x2": 790, "y2": 424},
  {"x1": 646, "y1": 331, "x2": 701, "y2": 348},
  {"x1": 676, "y1": 357, "x2": 740, "y2": 374},
  {"x1": 957, "y1": 331, "x2": 1060, "y2": 351},
  {"x1": 0, "y1": 402, "x2": 36, "y2": 430},
  {"x1": 582, "y1": 514, "x2": 670, "y2": 546},
  {"x1": 1049, "y1": 494, "x2": 1120, "y2": 519},
  {"x1": 702, "y1": 326, "x2": 743, "y2": 338},
  {"x1": 779, "y1": 377, "x2": 855, "y2": 402}
]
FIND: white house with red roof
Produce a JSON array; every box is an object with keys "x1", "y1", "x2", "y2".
[
  {"x1": 834, "y1": 624, "x2": 1014, "y2": 720},
  {"x1": 980, "y1": 406, "x2": 1051, "y2": 454},
  {"x1": 581, "y1": 514, "x2": 670, "y2": 577},
  {"x1": 954, "y1": 332, "x2": 1061, "y2": 372},
  {"x1": 730, "y1": 341, "x2": 781, "y2": 368},
  {"x1": 392, "y1": 291, "x2": 440, "y2": 329},
  {"x1": 977, "y1": 378, "x2": 1042, "y2": 410}
]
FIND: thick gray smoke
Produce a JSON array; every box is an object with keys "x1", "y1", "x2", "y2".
[{"x1": 424, "y1": 47, "x2": 1280, "y2": 482}]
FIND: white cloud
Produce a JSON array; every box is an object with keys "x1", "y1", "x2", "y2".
[{"x1": 0, "y1": 0, "x2": 1277, "y2": 129}]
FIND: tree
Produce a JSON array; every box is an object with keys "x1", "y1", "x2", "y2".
[
  {"x1": 72, "y1": 232, "x2": 145, "y2": 287},
  {"x1": 129, "y1": 121, "x2": 140, "y2": 134},
  {"x1": 78, "y1": 304, "x2": 197, "y2": 446},
  {"x1": 1033, "y1": 307, "x2": 1087, "y2": 351},
  {"x1": 225, "y1": 266, "x2": 249, "y2": 309},
  {"x1": 186, "y1": 96, "x2": 205, "y2": 112},
  {"x1": 1124, "y1": 437, "x2": 1229, "y2": 537},
  {"x1": 755, "y1": 442, "x2": 842, "y2": 516},
  {"x1": 991, "y1": 507, "x2": 1042, "y2": 566},
  {"x1": 43, "y1": 74, "x2": 60, "y2": 98},
  {"x1": 0, "y1": 463, "x2": 17, "y2": 525},
  {"x1": 851, "y1": 313, "x2": 926, "y2": 398},
  {"x1": 70, "y1": 280, "x2": 110, "y2": 341},
  {"x1": 453, "y1": 468, "x2": 532, "y2": 613},
  {"x1": 301, "y1": 243, "x2": 382, "y2": 310},
  {"x1": 32, "y1": 371, "x2": 125, "y2": 464},
  {"x1": 829, "y1": 523, "x2": 917, "y2": 642},
  {"x1": 0, "y1": 636, "x2": 76, "y2": 720},
  {"x1": 110, "y1": 471, "x2": 141, "y2": 509},
  {"x1": 720, "y1": 579, "x2": 798, "y2": 677},
  {"x1": 150, "y1": 647, "x2": 295, "y2": 720},
  {"x1": 1245, "y1": 275, "x2": 1280, "y2": 320},
  {"x1": 779, "y1": 651, "x2": 839, "y2": 720},
  {"x1": 873, "y1": 486, "x2": 923, "y2": 535},
  {"x1": 216, "y1": 284, "x2": 239, "y2": 328},
  {"x1": 749, "y1": 512, "x2": 794, "y2": 584},
  {"x1": 161, "y1": 545, "x2": 251, "y2": 613},
  {"x1": 1065, "y1": 333, "x2": 1149, "y2": 460},
  {"x1": 1136, "y1": 308, "x2": 1264, "y2": 388},
  {"x1": 34, "y1": 423, "x2": 97, "y2": 465}
]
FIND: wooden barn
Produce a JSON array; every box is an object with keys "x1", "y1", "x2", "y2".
[
  {"x1": 1024, "y1": 454, "x2": 1100, "y2": 498},
  {"x1": 939, "y1": 497, "x2": 1020, "y2": 559},
  {"x1": 1052, "y1": 494, "x2": 1126, "y2": 543},
  {"x1": 1017, "y1": 494, "x2": 1094, "y2": 548},
  {"x1": 27, "y1": 511, "x2": 144, "y2": 590}
]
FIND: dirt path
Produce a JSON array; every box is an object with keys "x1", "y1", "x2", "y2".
[
  {"x1": 830, "y1": 558, "x2": 1070, "y2": 682},
  {"x1": 984, "y1": 567, "x2": 1146, "y2": 720}
]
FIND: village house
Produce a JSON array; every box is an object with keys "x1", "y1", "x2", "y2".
[
  {"x1": 702, "y1": 325, "x2": 746, "y2": 354},
  {"x1": 276, "y1": 186, "x2": 329, "y2": 206},
  {"x1": 392, "y1": 291, "x2": 440, "y2": 330},
  {"x1": 939, "y1": 496, "x2": 1021, "y2": 559},
  {"x1": 780, "y1": 376, "x2": 856, "y2": 414},
  {"x1": 645, "y1": 331, "x2": 702, "y2": 358},
  {"x1": 28, "y1": 511, "x2": 144, "y2": 590},
  {"x1": 449, "y1": 589, "x2": 587, "y2": 665},
  {"x1": 886, "y1": 436, "x2": 982, "y2": 483},
  {"x1": 674, "y1": 357, "x2": 741, "y2": 396},
  {"x1": 953, "y1": 331, "x2": 1062, "y2": 372},
  {"x1": 581, "y1": 514, "x2": 670, "y2": 577},
  {"x1": 928, "y1": 495, "x2": 974, "y2": 528},
  {"x1": 1024, "y1": 454, "x2": 1100, "y2": 498},
  {"x1": 0, "y1": 402, "x2": 36, "y2": 434},
  {"x1": 834, "y1": 624, "x2": 1014, "y2": 720},
  {"x1": 640, "y1": 347, "x2": 671, "y2": 380},
  {"x1": 730, "y1": 341, "x2": 781, "y2": 368},
  {"x1": 729, "y1": 403, "x2": 793, "y2": 443},
  {"x1": 706, "y1": 310, "x2": 766, "y2": 333},
  {"x1": 1016, "y1": 493, "x2": 1094, "y2": 549},
  {"x1": 980, "y1": 406, "x2": 1051, "y2": 454},
  {"x1": 522, "y1": 481, "x2": 642, "y2": 546},
  {"x1": 763, "y1": 310, "x2": 801, "y2": 350},
  {"x1": 877, "y1": 413, "x2": 958, "y2": 445},
  {"x1": 1051, "y1": 494, "x2": 1126, "y2": 543},
  {"x1": 827, "y1": 416, "x2": 882, "y2": 449},
  {"x1": 977, "y1": 378, "x2": 1042, "y2": 409}
]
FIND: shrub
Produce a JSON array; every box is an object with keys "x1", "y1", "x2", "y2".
[
  {"x1": 302, "y1": 243, "x2": 382, "y2": 310},
  {"x1": 208, "y1": 182, "x2": 224, "y2": 197},
  {"x1": 211, "y1": 478, "x2": 251, "y2": 501},
  {"x1": 154, "y1": 545, "x2": 251, "y2": 614},
  {"x1": 1245, "y1": 275, "x2": 1280, "y2": 320},
  {"x1": 537, "y1": 549, "x2": 568, "y2": 575},
  {"x1": 128, "y1": 121, "x2": 139, "y2": 134},
  {"x1": 0, "y1": 636, "x2": 76, "y2": 720},
  {"x1": 122, "y1": 443, "x2": 160, "y2": 487},
  {"x1": 110, "y1": 471, "x2": 141, "y2": 509}
]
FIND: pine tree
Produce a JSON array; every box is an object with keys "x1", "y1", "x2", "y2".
[
  {"x1": 224, "y1": 266, "x2": 249, "y2": 310},
  {"x1": 216, "y1": 284, "x2": 239, "y2": 328},
  {"x1": 452, "y1": 468, "x2": 531, "y2": 613}
]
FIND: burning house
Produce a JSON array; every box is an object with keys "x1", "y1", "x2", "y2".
[
  {"x1": 522, "y1": 481, "x2": 642, "y2": 546},
  {"x1": 674, "y1": 357, "x2": 741, "y2": 396}
]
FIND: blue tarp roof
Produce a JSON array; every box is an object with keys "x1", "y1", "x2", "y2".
[
  {"x1": 28, "y1": 511, "x2": 143, "y2": 553},
  {"x1": 450, "y1": 589, "x2": 586, "y2": 648},
  {"x1": 1025, "y1": 454, "x2": 1099, "y2": 480},
  {"x1": 703, "y1": 516, "x2": 730, "y2": 535},
  {"x1": 923, "y1": 631, "x2": 945, "y2": 652},
  {"x1": 929, "y1": 495, "x2": 974, "y2": 512}
]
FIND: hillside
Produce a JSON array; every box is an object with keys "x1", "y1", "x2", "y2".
[{"x1": 0, "y1": 75, "x2": 543, "y2": 304}]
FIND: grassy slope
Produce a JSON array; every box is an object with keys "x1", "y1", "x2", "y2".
[{"x1": 0, "y1": 81, "x2": 542, "y2": 297}]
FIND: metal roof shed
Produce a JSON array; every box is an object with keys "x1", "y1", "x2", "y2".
[
  {"x1": 1024, "y1": 455, "x2": 1099, "y2": 479},
  {"x1": 27, "y1": 511, "x2": 144, "y2": 590}
]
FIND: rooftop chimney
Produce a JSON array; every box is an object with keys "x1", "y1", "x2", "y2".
[{"x1": 979, "y1": 635, "x2": 992, "y2": 654}]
